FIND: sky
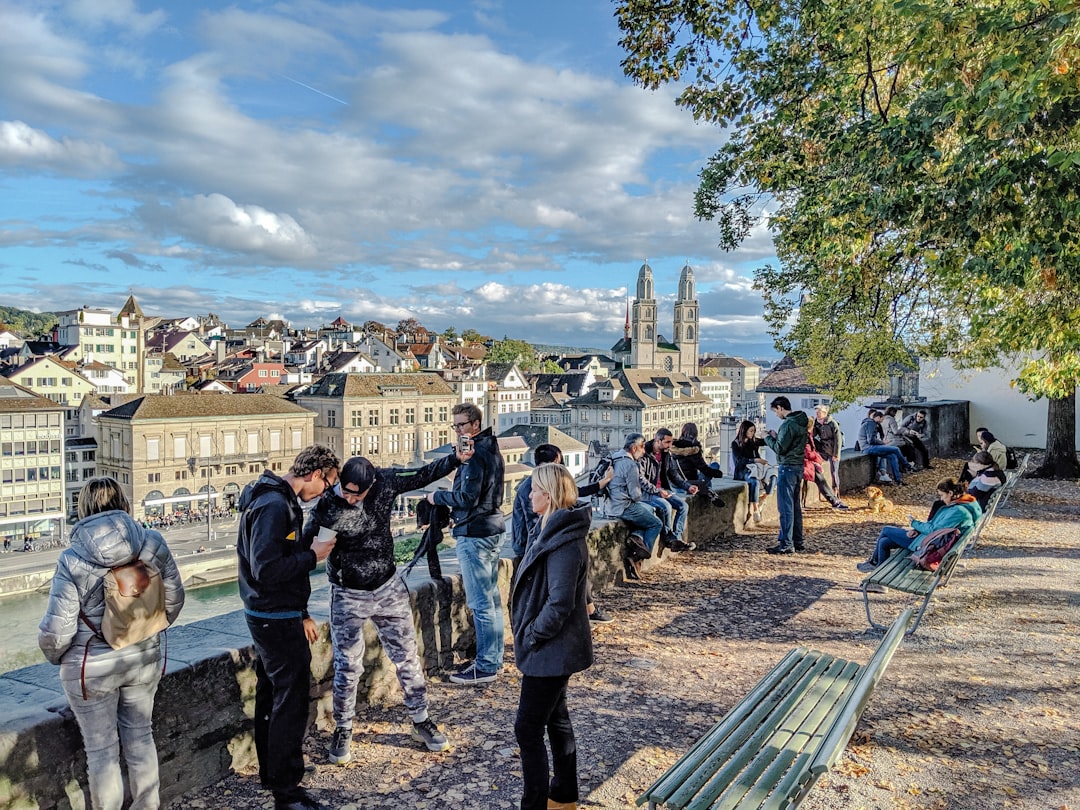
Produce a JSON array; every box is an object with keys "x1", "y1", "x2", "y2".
[{"x1": 0, "y1": 0, "x2": 780, "y2": 358}]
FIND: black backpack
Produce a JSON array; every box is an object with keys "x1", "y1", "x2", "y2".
[
  {"x1": 589, "y1": 456, "x2": 613, "y2": 490},
  {"x1": 1005, "y1": 446, "x2": 1019, "y2": 470}
]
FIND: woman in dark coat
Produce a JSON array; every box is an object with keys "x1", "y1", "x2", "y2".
[{"x1": 511, "y1": 463, "x2": 593, "y2": 810}]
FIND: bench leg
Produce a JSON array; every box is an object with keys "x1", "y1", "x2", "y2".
[
  {"x1": 907, "y1": 588, "x2": 936, "y2": 636},
  {"x1": 861, "y1": 583, "x2": 888, "y2": 633}
]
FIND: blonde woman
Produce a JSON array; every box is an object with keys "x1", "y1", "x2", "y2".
[
  {"x1": 38, "y1": 478, "x2": 185, "y2": 810},
  {"x1": 511, "y1": 463, "x2": 593, "y2": 810}
]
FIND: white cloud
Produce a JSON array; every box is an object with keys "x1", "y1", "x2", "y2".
[
  {"x1": 170, "y1": 194, "x2": 318, "y2": 262},
  {"x1": 0, "y1": 120, "x2": 119, "y2": 175}
]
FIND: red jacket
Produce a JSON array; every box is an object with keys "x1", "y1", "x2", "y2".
[{"x1": 803, "y1": 436, "x2": 824, "y2": 481}]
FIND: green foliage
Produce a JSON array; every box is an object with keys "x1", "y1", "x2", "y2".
[
  {"x1": 485, "y1": 338, "x2": 538, "y2": 370},
  {"x1": 392, "y1": 535, "x2": 447, "y2": 564},
  {"x1": 460, "y1": 328, "x2": 485, "y2": 344},
  {"x1": 617, "y1": 0, "x2": 1080, "y2": 409},
  {"x1": 540, "y1": 359, "x2": 565, "y2": 373},
  {"x1": 0, "y1": 305, "x2": 56, "y2": 339}
]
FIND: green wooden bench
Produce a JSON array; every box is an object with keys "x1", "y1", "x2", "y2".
[{"x1": 637, "y1": 609, "x2": 913, "y2": 810}]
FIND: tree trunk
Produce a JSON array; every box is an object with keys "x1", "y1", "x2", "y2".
[{"x1": 1031, "y1": 389, "x2": 1080, "y2": 479}]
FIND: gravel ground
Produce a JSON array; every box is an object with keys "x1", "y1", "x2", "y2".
[{"x1": 175, "y1": 458, "x2": 1080, "y2": 810}]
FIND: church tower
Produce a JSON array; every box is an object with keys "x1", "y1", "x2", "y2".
[
  {"x1": 630, "y1": 261, "x2": 657, "y2": 369},
  {"x1": 673, "y1": 261, "x2": 699, "y2": 374}
]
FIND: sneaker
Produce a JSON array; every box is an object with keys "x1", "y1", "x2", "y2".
[
  {"x1": 856, "y1": 561, "x2": 877, "y2": 573},
  {"x1": 412, "y1": 718, "x2": 450, "y2": 752},
  {"x1": 878, "y1": 473, "x2": 893, "y2": 483},
  {"x1": 766, "y1": 545, "x2": 793, "y2": 555},
  {"x1": 327, "y1": 727, "x2": 352, "y2": 765},
  {"x1": 832, "y1": 501, "x2": 850, "y2": 510},
  {"x1": 752, "y1": 512, "x2": 763, "y2": 524},
  {"x1": 794, "y1": 544, "x2": 807, "y2": 553},
  {"x1": 667, "y1": 538, "x2": 696, "y2": 552},
  {"x1": 623, "y1": 556, "x2": 642, "y2": 581},
  {"x1": 589, "y1": 606, "x2": 615, "y2": 624},
  {"x1": 448, "y1": 663, "x2": 497, "y2": 685}
]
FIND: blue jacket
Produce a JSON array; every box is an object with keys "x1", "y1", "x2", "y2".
[
  {"x1": 905, "y1": 495, "x2": 982, "y2": 551},
  {"x1": 511, "y1": 503, "x2": 593, "y2": 677}
]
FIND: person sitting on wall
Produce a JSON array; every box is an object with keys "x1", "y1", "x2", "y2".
[
  {"x1": 857, "y1": 409, "x2": 908, "y2": 486},
  {"x1": 605, "y1": 433, "x2": 664, "y2": 582}
]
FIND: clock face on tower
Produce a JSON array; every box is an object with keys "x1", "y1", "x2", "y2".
[{"x1": 664, "y1": 355, "x2": 674, "y2": 371}]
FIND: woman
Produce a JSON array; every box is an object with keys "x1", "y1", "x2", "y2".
[
  {"x1": 731, "y1": 420, "x2": 769, "y2": 524},
  {"x1": 802, "y1": 422, "x2": 848, "y2": 510},
  {"x1": 511, "y1": 463, "x2": 593, "y2": 810},
  {"x1": 671, "y1": 422, "x2": 724, "y2": 492},
  {"x1": 965, "y1": 451, "x2": 1007, "y2": 509},
  {"x1": 38, "y1": 478, "x2": 185, "y2": 810},
  {"x1": 857, "y1": 478, "x2": 981, "y2": 572}
]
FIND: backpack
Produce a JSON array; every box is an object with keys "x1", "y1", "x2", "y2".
[
  {"x1": 84, "y1": 560, "x2": 169, "y2": 650},
  {"x1": 1005, "y1": 446, "x2": 1019, "y2": 470},
  {"x1": 589, "y1": 456, "x2": 613, "y2": 491},
  {"x1": 909, "y1": 527, "x2": 962, "y2": 572}
]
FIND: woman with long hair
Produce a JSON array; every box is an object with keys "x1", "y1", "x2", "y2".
[
  {"x1": 731, "y1": 420, "x2": 769, "y2": 524},
  {"x1": 671, "y1": 422, "x2": 724, "y2": 492},
  {"x1": 511, "y1": 463, "x2": 593, "y2": 810},
  {"x1": 38, "y1": 478, "x2": 185, "y2": 810}
]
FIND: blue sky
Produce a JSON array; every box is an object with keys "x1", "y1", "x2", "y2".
[{"x1": 0, "y1": 0, "x2": 778, "y2": 357}]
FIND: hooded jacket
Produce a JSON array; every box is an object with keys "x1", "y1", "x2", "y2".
[
  {"x1": 764, "y1": 410, "x2": 809, "y2": 466},
  {"x1": 303, "y1": 454, "x2": 459, "y2": 591},
  {"x1": 857, "y1": 417, "x2": 887, "y2": 450},
  {"x1": 904, "y1": 494, "x2": 982, "y2": 551},
  {"x1": 605, "y1": 448, "x2": 645, "y2": 518},
  {"x1": 813, "y1": 417, "x2": 842, "y2": 459},
  {"x1": 511, "y1": 502, "x2": 593, "y2": 677},
  {"x1": 671, "y1": 438, "x2": 724, "y2": 483},
  {"x1": 639, "y1": 439, "x2": 694, "y2": 493},
  {"x1": 236, "y1": 470, "x2": 313, "y2": 615},
  {"x1": 38, "y1": 510, "x2": 185, "y2": 688},
  {"x1": 433, "y1": 427, "x2": 505, "y2": 538}
]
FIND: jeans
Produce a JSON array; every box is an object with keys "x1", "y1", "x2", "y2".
[
  {"x1": 245, "y1": 614, "x2": 312, "y2": 800},
  {"x1": 63, "y1": 661, "x2": 161, "y2": 810},
  {"x1": 871, "y1": 525, "x2": 915, "y2": 565},
  {"x1": 645, "y1": 493, "x2": 688, "y2": 540},
  {"x1": 455, "y1": 534, "x2": 505, "y2": 673},
  {"x1": 810, "y1": 470, "x2": 840, "y2": 505},
  {"x1": 823, "y1": 455, "x2": 840, "y2": 495},
  {"x1": 734, "y1": 468, "x2": 759, "y2": 503},
  {"x1": 330, "y1": 577, "x2": 428, "y2": 728},
  {"x1": 775, "y1": 464, "x2": 804, "y2": 551},
  {"x1": 514, "y1": 674, "x2": 577, "y2": 810},
  {"x1": 863, "y1": 445, "x2": 905, "y2": 482},
  {"x1": 617, "y1": 501, "x2": 664, "y2": 552}
]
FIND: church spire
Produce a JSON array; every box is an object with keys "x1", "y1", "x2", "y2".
[{"x1": 624, "y1": 297, "x2": 631, "y2": 338}]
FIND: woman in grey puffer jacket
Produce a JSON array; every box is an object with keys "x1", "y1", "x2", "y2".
[{"x1": 38, "y1": 478, "x2": 185, "y2": 810}]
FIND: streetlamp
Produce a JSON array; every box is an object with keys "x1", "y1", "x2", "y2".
[{"x1": 187, "y1": 452, "x2": 217, "y2": 549}]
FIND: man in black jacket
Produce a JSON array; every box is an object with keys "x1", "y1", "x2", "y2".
[
  {"x1": 304, "y1": 452, "x2": 463, "y2": 765},
  {"x1": 427, "y1": 403, "x2": 506, "y2": 685},
  {"x1": 639, "y1": 428, "x2": 698, "y2": 553},
  {"x1": 237, "y1": 444, "x2": 340, "y2": 810}
]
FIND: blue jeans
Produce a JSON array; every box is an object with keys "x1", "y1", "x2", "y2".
[
  {"x1": 645, "y1": 493, "x2": 688, "y2": 540},
  {"x1": 617, "y1": 501, "x2": 664, "y2": 551},
  {"x1": 863, "y1": 446, "x2": 905, "y2": 482},
  {"x1": 776, "y1": 464, "x2": 804, "y2": 551},
  {"x1": 734, "y1": 468, "x2": 759, "y2": 503},
  {"x1": 455, "y1": 533, "x2": 505, "y2": 673},
  {"x1": 62, "y1": 661, "x2": 161, "y2": 810},
  {"x1": 871, "y1": 526, "x2": 915, "y2": 565}
]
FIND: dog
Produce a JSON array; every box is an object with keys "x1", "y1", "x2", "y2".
[{"x1": 866, "y1": 486, "x2": 894, "y2": 513}]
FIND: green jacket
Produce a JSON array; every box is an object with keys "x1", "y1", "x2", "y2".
[{"x1": 765, "y1": 410, "x2": 809, "y2": 466}]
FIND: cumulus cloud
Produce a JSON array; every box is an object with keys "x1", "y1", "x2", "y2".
[
  {"x1": 169, "y1": 194, "x2": 318, "y2": 262},
  {"x1": 0, "y1": 120, "x2": 118, "y2": 176}
]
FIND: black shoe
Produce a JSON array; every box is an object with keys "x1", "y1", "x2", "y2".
[
  {"x1": 794, "y1": 545, "x2": 807, "y2": 553},
  {"x1": 274, "y1": 790, "x2": 324, "y2": 810},
  {"x1": 766, "y1": 545, "x2": 794, "y2": 555},
  {"x1": 623, "y1": 557, "x2": 642, "y2": 581},
  {"x1": 710, "y1": 493, "x2": 726, "y2": 508},
  {"x1": 626, "y1": 534, "x2": 651, "y2": 561},
  {"x1": 589, "y1": 606, "x2": 615, "y2": 624},
  {"x1": 667, "y1": 538, "x2": 696, "y2": 553}
]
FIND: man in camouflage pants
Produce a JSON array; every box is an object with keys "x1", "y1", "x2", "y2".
[{"x1": 302, "y1": 452, "x2": 465, "y2": 763}]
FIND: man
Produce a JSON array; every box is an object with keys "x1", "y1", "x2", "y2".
[
  {"x1": 510, "y1": 444, "x2": 614, "y2": 623},
  {"x1": 236, "y1": 444, "x2": 341, "y2": 810},
  {"x1": 857, "y1": 409, "x2": 907, "y2": 485},
  {"x1": 900, "y1": 409, "x2": 932, "y2": 470},
  {"x1": 977, "y1": 427, "x2": 1008, "y2": 472},
  {"x1": 427, "y1": 403, "x2": 505, "y2": 685},
  {"x1": 638, "y1": 428, "x2": 698, "y2": 553},
  {"x1": 763, "y1": 397, "x2": 808, "y2": 555},
  {"x1": 812, "y1": 405, "x2": 843, "y2": 493},
  {"x1": 305, "y1": 450, "x2": 466, "y2": 766},
  {"x1": 606, "y1": 433, "x2": 665, "y2": 581}
]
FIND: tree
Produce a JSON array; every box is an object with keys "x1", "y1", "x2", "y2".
[
  {"x1": 485, "y1": 338, "x2": 539, "y2": 371},
  {"x1": 617, "y1": 0, "x2": 1080, "y2": 476},
  {"x1": 441, "y1": 325, "x2": 459, "y2": 344},
  {"x1": 461, "y1": 328, "x2": 484, "y2": 344}
]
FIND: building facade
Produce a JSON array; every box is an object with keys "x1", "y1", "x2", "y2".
[{"x1": 611, "y1": 261, "x2": 700, "y2": 375}]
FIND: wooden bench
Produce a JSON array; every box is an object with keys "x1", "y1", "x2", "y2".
[{"x1": 637, "y1": 609, "x2": 913, "y2": 810}]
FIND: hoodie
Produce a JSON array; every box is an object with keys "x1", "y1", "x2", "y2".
[
  {"x1": 236, "y1": 470, "x2": 313, "y2": 615},
  {"x1": 764, "y1": 410, "x2": 809, "y2": 466},
  {"x1": 905, "y1": 493, "x2": 982, "y2": 551}
]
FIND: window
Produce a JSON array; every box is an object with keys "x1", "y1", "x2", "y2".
[
  {"x1": 424, "y1": 406, "x2": 434, "y2": 423},
  {"x1": 368, "y1": 409, "x2": 379, "y2": 427},
  {"x1": 389, "y1": 408, "x2": 400, "y2": 425},
  {"x1": 200, "y1": 435, "x2": 212, "y2": 458},
  {"x1": 438, "y1": 407, "x2": 448, "y2": 422},
  {"x1": 387, "y1": 434, "x2": 399, "y2": 454},
  {"x1": 327, "y1": 409, "x2": 337, "y2": 427},
  {"x1": 602, "y1": 412, "x2": 611, "y2": 422},
  {"x1": 351, "y1": 410, "x2": 363, "y2": 427},
  {"x1": 147, "y1": 438, "x2": 160, "y2": 461},
  {"x1": 292, "y1": 429, "x2": 303, "y2": 449},
  {"x1": 270, "y1": 431, "x2": 282, "y2": 452},
  {"x1": 148, "y1": 473, "x2": 161, "y2": 483},
  {"x1": 367, "y1": 434, "x2": 379, "y2": 454},
  {"x1": 223, "y1": 433, "x2": 237, "y2": 455},
  {"x1": 248, "y1": 433, "x2": 259, "y2": 453},
  {"x1": 258, "y1": 369, "x2": 268, "y2": 378},
  {"x1": 173, "y1": 435, "x2": 186, "y2": 459},
  {"x1": 176, "y1": 470, "x2": 187, "y2": 480},
  {"x1": 83, "y1": 450, "x2": 95, "y2": 462},
  {"x1": 405, "y1": 407, "x2": 415, "y2": 424}
]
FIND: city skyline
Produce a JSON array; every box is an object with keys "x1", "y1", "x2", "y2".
[{"x1": 0, "y1": 0, "x2": 779, "y2": 356}]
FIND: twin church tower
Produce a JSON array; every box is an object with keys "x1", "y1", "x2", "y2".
[{"x1": 611, "y1": 260, "x2": 699, "y2": 375}]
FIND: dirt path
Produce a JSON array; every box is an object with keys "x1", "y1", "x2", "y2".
[{"x1": 177, "y1": 462, "x2": 1080, "y2": 810}]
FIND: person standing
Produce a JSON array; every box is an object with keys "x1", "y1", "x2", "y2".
[
  {"x1": 237, "y1": 444, "x2": 341, "y2": 810},
  {"x1": 812, "y1": 405, "x2": 843, "y2": 493},
  {"x1": 764, "y1": 397, "x2": 808, "y2": 555},
  {"x1": 38, "y1": 477, "x2": 185, "y2": 810},
  {"x1": 306, "y1": 452, "x2": 466, "y2": 765},
  {"x1": 428, "y1": 403, "x2": 506, "y2": 686},
  {"x1": 511, "y1": 463, "x2": 593, "y2": 810}
]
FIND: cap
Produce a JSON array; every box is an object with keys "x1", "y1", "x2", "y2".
[{"x1": 339, "y1": 456, "x2": 375, "y2": 495}]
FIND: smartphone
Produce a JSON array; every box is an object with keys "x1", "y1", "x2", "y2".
[{"x1": 458, "y1": 435, "x2": 473, "y2": 453}]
